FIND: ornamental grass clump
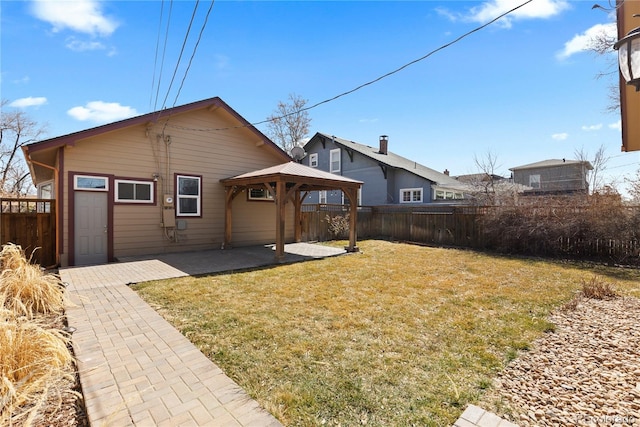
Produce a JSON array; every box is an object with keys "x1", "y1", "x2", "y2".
[
  {"x1": 0, "y1": 310, "x2": 74, "y2": 426},
  {"x1": 0, "y1": 243, "x2": 64, "y2": 318}
]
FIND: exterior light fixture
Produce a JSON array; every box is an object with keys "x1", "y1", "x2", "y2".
[{"x1": 614, "y1": 26, "x2": 640, "y2": 91}]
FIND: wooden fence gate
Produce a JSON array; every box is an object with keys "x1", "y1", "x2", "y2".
[{"x1": 1, "y1": 199, "x2": 56, "y2": 267}]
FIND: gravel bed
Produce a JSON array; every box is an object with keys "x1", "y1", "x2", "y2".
[{"x1": 483, "y1": 296, "x2": 640, "y2": 426}]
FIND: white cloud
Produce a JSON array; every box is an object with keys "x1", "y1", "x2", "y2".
[
  {"x1": 552, "y1": 132, "x2": 569, "y2": 141},
  {"x1": 447, "y1": 0, "x2": 570, "y2": 28},
  {"x1": 609, "y1": 120, "x2": 622, "y2": 131},
  {"x1": 557, "y1": 23, "x2": 616, "y2": 60},
  {"x1": 358, "y1": 118, "x2": 379, "y2": 123},
  {"x1": 65, "y1": 37, "x2": 106, "y2": 52},
  {"x1": 13, "y1": 76, "x2": 31, "y2": 85},
  {"x1": 214, "y1": 54, "x2": 230, "y2": 70},
  {"x1": 10, "y1": 97, "x2": 48, "y2": 108},
  {"x1": 31, "y1": 0, "x2": 118, "y2": 37},
  {"x1": 67, "y1": 101, "x2": 137, "y2": 123},
  {"x1": 581, "y1": 123, "x2": 603, "y2": 131}
]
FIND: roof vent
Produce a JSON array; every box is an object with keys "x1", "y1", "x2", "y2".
[{"x1": 379, "y1": 135, "x2": 388, "y2": 155}]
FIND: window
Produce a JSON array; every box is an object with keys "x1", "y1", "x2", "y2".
[
  {"x1": 400, "y1": 188, "x2": 422, "y2": 203},
  {"x1": 309, "y1": 153, "x2": 318, "y2": 168},
  {"x1": 435, "y1": 189, "x2": 464, "y2": 200},
  {"x1": 74, "y1": 175, "x2": 108, "y2": 191},
  {"x1": 38, "y1": 182, "x2": 53, "y2": 199},
  {"x1": 248, "y1": 188, "x2": 274, "y2": 201},
  {"x1": 529, "y1": 174, "x2": 541, "y2": 189},
  {"x1": 115, "y1": 180, "x2": 153, "y2": 203},
  {"x1": 176, "y1": 175, "x2": 201, "y2": 216},
  {"x1": 330, "y1": 148, "x2": 341, "y2": 173},
  {"x1": 319, "y1": 190, "x2": 327, "y2": 204}
]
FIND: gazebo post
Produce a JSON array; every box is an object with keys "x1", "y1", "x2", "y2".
[
  {"x1": 223, "y1": 186, "x2": 235, "y2": 249},
  {"x1": 344, "y1": 187, "x2": 359, "y2": 252},
  {"x1": 294, "y1": 190, "x2": 302, "y2": 242},
  {"x1": 275, "y1": 180, "x2": 286, "y2": 261}
]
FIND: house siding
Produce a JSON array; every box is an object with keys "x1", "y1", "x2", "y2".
[
  {"x1": 304, "y1": 136, "x2": 437, "y2": 205},
  {"x1": 512, "y1": 164, "x2": 588, "y2": 193},
  {"x1": 59, "y1": 107, "x2": 293, "y2": 262}
]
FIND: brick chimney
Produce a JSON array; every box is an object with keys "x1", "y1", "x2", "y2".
[{"x1": 379, "y1": 135, "x2": 388, "y2": 155}]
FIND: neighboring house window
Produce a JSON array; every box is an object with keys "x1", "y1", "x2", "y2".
[
  {"x1": 74, "y1": 175, "x2": 108, "y2": 191},
  {"x1": 330, "y1": 148, "x2": 341, "y2": 173},
  {"x1": 115, "y1": 180, "x2": 153, "y2": 203},
  {"x1": 309, "y1": 153, "x2": 318, "y2": 168},
  {"x1": 529, "y1": 174, "x2": 541, "y2": 189},
  {"x1": 248, "y1": 188, "x2": 274, "y2": 201},
  {"x1": 319, "y1": 190, "x2": 327, "y2": 204},
  {"x1": 400, "y1": 188, "x2": 422, "y2": 203},
  {"x1": 435, "y1": 189, "x2": 464, "y2": 200},
  {"x1": 341, "y1": 188, "x2": 362, "y2": 206},
  {"x1": 38, "y1": 181, "x2": 53, "y2": 199},
  {"x1": 176, "y1": 174, "x2": 201, "y2": 216}
]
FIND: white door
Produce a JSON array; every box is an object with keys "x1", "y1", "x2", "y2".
[{"x1": 75, "y1": 191, "x2": 108, "y2": 265}]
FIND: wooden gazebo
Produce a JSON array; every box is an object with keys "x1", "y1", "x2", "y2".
[{"x1": 220, "y1": 162, "x2": 363, "y2": 260}]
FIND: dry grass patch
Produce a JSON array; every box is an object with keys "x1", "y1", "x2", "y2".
[
  {"x1": 0, "y1": 243, "x2": 65, "y2": 318},
  {"x1": 0, "y1": 311, "x2": 75, "y2": 426},
  {"x1": 132, "y1": 240, "x2": 640, "y2": 426}
]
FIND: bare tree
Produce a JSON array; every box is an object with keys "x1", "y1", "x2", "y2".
[
  {"x1": 265, "y1": 94, "x2": 311, "y2": 154},
  {"x1": 625, "y1": 167, "x2": 640, "y2": 203},
  {"x1": 0, "y1": 100, "x2": 46, "y2": 196},
  {"x1": 574, "y1": 144, "x2": 610, "y2": 193}
]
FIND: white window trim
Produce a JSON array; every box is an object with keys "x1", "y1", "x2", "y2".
[
  {"x1": 74, "y1": 175, "x2": 108, "y2": 191},
  {"x1": 400, "y1": 187, "x2": 423, "y2": 203},
  {"x1": 37, "y1": 180, "x2": 54, "y2": 199},
  {"x1": 115, "y1": 179, "x2": 154, "y2": 203},
  {"x1": 319, "y1": 190, "x2": 327, "y2": 204},
  {"x1": 330, "y1": 148, "x2": 341, "y2": 173},
  {"x1": 309, "y1": 153, "x2": 318, "y2": 168},
  {"x1": 529, "y1": 174, "x2": 541, "y2": 189},
  {"x1": 248, "y1": 188, "x2": 274, "y2": 201},
  {"x1": 176, "y1": 175, "x2": 201, "y2": 217}
]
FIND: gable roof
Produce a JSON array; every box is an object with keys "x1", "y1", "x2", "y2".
[
  {"x1": 306, "y1": 132, "x2": 465, "y2": 190},
  {"x1": 23, "y1": 96, "x2": 289, "y2": 161},
  {"x1": 223, "y1": 161, "x2": 361, "y2": 184},
  {"x1": 510, "y1": 159, "x2": 594, "y2": 171}
]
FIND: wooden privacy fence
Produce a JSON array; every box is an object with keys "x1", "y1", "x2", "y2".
[
  {"x1": 301, "y1": 204, "x2": 482, "y2": 248},
  {"x1": 1, "y1": 199, "x2": 56, "y2": 267},
  {"x1": 301, "y1": 204, "x2": 640, "y2": 266}
]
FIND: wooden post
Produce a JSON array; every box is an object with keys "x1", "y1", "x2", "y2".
[
  {"x1": 223, "y1": 187, "x2": 234, "y2": 249},
  {"x1": 344, "y1": 187, "x2": 359, "y2": 252},
  {"x1": 275, "y1": 180, "x2": 286, "y2": 261},
  {"x1": 294, "y1": 190, "x2": 302, "y2": 242}
]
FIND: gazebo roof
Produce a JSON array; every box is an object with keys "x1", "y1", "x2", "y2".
[{"x1": 220, "y1": 161, "x2": 362, "y2": 190}]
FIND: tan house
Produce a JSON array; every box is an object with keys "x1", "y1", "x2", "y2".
[{"x1": 23, "y1": 97, "x2": 298, "y2": 266}]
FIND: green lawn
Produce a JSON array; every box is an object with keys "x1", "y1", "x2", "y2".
[{"x1": 132, "y1": 240, "x2": 640, "y2": 426}]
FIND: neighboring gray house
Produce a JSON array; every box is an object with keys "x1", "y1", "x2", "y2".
[
  {"x1": 509, "y1": 159, "x2": 593, "y2": 195},
  {"x1": 301, "y1": 132, "x2": 467, "y2": 205}
]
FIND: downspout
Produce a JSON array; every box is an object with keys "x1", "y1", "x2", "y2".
[{"x1": 26, "y1": 157, "x2": 60, "y2": 267}]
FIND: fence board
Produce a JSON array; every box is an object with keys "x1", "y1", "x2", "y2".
[{"x1": 1, "y1": 199, "x2": 56, "y2": 267}]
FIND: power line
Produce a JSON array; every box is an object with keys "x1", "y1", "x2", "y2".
[
  {"x1": 159, "y1": 0, "x2": 200, "y2": 112},
  {"x1": 162, "y1": 0, "x2": 535, "y2": 133},
  {"x1": 153, "y1": 0, "x2": 174, "y2": 111},
  {"x1": 171, "y1": 0, "x2": 215, "y2": 109}
]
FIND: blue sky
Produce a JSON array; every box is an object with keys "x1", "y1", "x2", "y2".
[{"x1": 3, "y1": 0, "x2": 640, "y2": 193}]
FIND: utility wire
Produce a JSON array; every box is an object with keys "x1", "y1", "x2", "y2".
[
  {"x1": 159, "y1": 0, "x2": 200, "y2": 112},
  {"x1": 149, "y1": 0, "x2": 165, "y2": 110},
  {"x1": 171, "y1": 0, "x2": 215, "y2": 109},
  {"x1": 162, "y1": 0, "x2": 534, "y2": 133},
  {"x1": 153, "y1": 0, "x2": 174, "y2": 111}
]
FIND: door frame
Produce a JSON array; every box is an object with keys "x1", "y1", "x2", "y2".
[{"x1": 68, "y1": 172, "x2": 114, "y2": 266}]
